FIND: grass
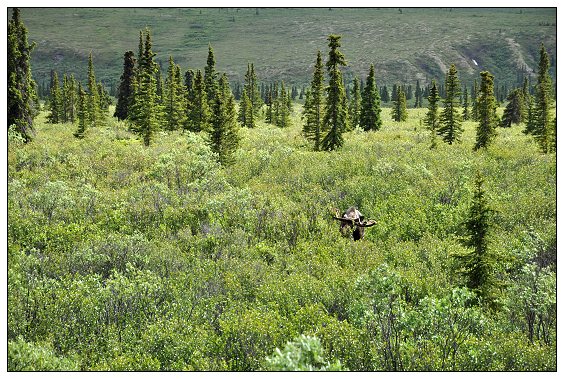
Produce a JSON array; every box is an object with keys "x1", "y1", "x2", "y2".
[{"x1": 17, "y1": 7, "x2": 556, "y2": 90}]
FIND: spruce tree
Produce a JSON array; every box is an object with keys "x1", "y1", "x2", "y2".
[
  {"x1": 238, "y1": 87, "x2": 251, "y2": 127},
  {"x1": 276, "y1": 81, "x2": 291, "y2": 128},
  {"x1": 134, "y1": 28, "x2": 161, "y2": 146},
  {"x1": 164, "y1": 56, "x2": 186, "y2": 130},
  {"x1": 424, "y1": 80, "x2": 441, "y2": 149},
  {"x1": 359, "y1": 64, "x2": 382, "y2": 131},
  {"x1": 86, "y1": 52, "x2": 101, "y2": 128},
  {"x1": 47, "y1": 71, "x2": 62, "y2": 124},
  {"x1": 500, "y1": 89, "x2": 524, "y2": 128},
  {"x1": 455, "y1": 173, "x2": 500, "y2": 307},
  {"x1": 531, "y1": 43, "x2": 555, "y2": 153},
  {"x1": 8, "y1": 8, "x2": 38, "y2": 142},
  {"x1": 238, "y1": 63, "x2": 260, "y2": 128},
  {"x1": 114, "y1": 51, "x2": 136, "y2": 120},
  {"x1": 437, "y1": 64, "x2": 463, "y2": 144},
  {"x1": 209, "y1": 74, "x2": 240, "y2": 165},
  {"x1": 320, "y1": 35, "x2": 348, "y2": 151},
  {"x1": 74, "y1": 83, "x2": 87, "y2": 138},
  {"x1": 204, "y1": 44, "x2": 219, "y2": 109},
  {"x1": 186, "y1": 69, "x2": 210, "y2": 132},
  {"x1": 265, "y1": 86, "x2": 273, "y2": 124},
  {"x1": 382, "y1": 86, "x2": 390, "y2": 103},
  {"x1": 63, "y1": 74, "x2": 77, "y2": 123},
  {"x1": 474, "y1": 71, "x2": 498, "y2": 150},
  {"x1": 391, "y1": 85, "x2": 407, "y2": 122},
  {"x1": 302, "y1": 51, "x2": 325, "y2": 150}
]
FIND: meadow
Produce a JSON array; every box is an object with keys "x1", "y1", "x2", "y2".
[{"x1": 7, "y1": 104, "x2": 556, "y2": 370}]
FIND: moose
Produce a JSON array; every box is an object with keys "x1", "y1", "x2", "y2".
[{"x1": 333, "y1": 206, "x2": 377, "y2": 241}]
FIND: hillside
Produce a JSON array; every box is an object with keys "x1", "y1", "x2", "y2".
[{"x1": 18, "y1": 7, "x2": 556, "y2": 90}]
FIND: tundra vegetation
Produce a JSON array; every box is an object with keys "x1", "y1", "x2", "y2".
[{"x1": 8, "y1": 7, "x2": 556, "y2": 372}]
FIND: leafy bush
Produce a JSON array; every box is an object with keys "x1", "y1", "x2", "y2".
[{"x1": 264, "y1": 335, "x2": 344, "y2": 371}]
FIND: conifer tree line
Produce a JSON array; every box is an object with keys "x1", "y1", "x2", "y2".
[
  {"x1": 8, "y1": 8, "x2": 39, "y2": 142},
  {"x1": 8, "y1": 7, "x2": 555, "y2": 156},
  {"x1": 45, "y1": 52, "x2": 110, "y2": 137}
]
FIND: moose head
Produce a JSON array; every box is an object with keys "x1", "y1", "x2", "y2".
[{"x1": 333, "y1": 206, "x2": 376, "y2": 241}]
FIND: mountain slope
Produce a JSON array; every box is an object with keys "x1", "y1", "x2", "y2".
[{"x1": 18, "y1": 7, "x2": 556, "y2": 90}]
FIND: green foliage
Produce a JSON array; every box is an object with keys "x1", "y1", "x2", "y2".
[
  {"x1": 391, "y1": 85, "x2": 408, "y2": 122},
  {"x1": 501, "y1": 89, "x2": 524, "y2": 128},
  {"x1": 8, "y1": 8, "x2": 38, "y2": 143},
  {"x1": 453, "y1": 173, "x2": 503, "y2": 308},
  {"x1": 238, "y1": 63, "x2": 261, "y2": 128},
  {"x1": 275, "y1": 81, "x2": 292, "y2": 128},
  {"x1": 47, "y1": 71, "x2": 62, "y2": 123},
  {"x1": 164, "y1": 56, "x2": 187, "y2": 130},
  {"x1": 302, "y1": 51, "x2": 325, "y2": 150},
  {"x1": 265, "y1": 335, "x2": 344, "y2": 371},
  {"x1": 114, "y1": 51, "x2": 136, "y2": 121},
  {"x1": 186, "y1": 69, "x2": 210, "y2": 132},
  {"x1": 474, "y1": 71, "x2": 498, "y2": 151},
  {"x1": 359, "y1": 64, "x2": 382, "y2": 131},
  {"x1": 209, "y1": 74, "x2": 240, "y2": 165},
  {"x1": 8, "y1": 337, "x2": 79, "y2": 371},
  {"x1": 424, "y1": 80, "x2": 441, "y2": 149},
  {"x1": 8, "y1": 99, "x2": 556, "y2": 371},
  {"x1": 438, "y1": 64, "x2": 463, "y2": 144},
  {"x1": 530, "y1": 43, "x2": 555, "y2": 153},
  {"x1": 321, "y1": 34, "x2": 348, "y2": 151},
  {"x1": 86, "y1": 52, "x2": 102, "y2": 128}
]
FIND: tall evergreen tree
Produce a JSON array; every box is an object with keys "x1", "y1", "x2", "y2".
[
  {"x1": 209, "y1": 74, "x2": 240, "y2": 165},
  {"x1": 359, "y1": 64, "x2": 382, "y2": 131},
  {"x1": 276, "y1": 81, "x2": 291, "y2": 128},
  {"x1": 132, "y1": 28, "x2": 161, "y2": 146},
  {"x1": 265, "y1": 86, "x2": 273, "y2": 124},
  {"x1": 320, "y1": 35, "x2": 348, "y2": 151},
  {"x1": 238, "y1": 63, "x2": 261, "y2": 128},
  {"x1": 437, "y1": 64, "x2": 463, "y2": 144},
  {"x1": 114, "y1": 51, "x2": 136, "y2": 120},
  {"x1": 47, "y1": 71, "x2": 62, "y2": 124},
  {"x1": 391, "y1": 85, "x2": 407, "y2": 122},
  {"x1": 455, "y1": 173, "x2": 500, "y2": 307},
  {"x1": 500, "y1": 89, "x2": 524, "y2": 128},
  {"x1": 424, "y1": 80, "x2": 441, "y2": 149},
  {"x1": 86, "y1": 52, "x2": 101, "y2": 127},
  {"x1": 381, "y1": 85, "x2": 390, "y2": 103},
  {"x1": 74, "y1": 83, "x2": 87, "y2": 138},
  {"x1": 186, "y1": 69, "x2": 210, "y2": 132},
  {"x1": 8, "y1": 8, "x2": 38, "y2": 141},
  {"x1": 348, "y1": 76, "x2": 361, "y2": 130},
  {"x1": 302, "y1": 51, "x2": 325, "y2": 150},
  {"x1": 204, "y1": 44, "x2": 219, "y2": 109},
  {"x1": 474, "y1": 71, "x2": 498, "y2": 150},
  {"x1": 531, "y1": 43, "x2": 555, "y2": 153},
  {"x1": 164, "y1": 56, "x2": 186, "y2": 130},
  {"x1": 63, "y1": 74, "x2": 77, "y2": 123}
]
